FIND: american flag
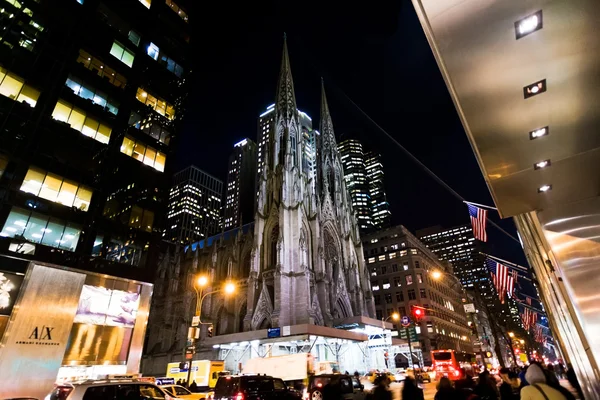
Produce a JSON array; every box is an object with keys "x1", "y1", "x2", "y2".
[
  {"x1": 486, "y1": 259, "x2": 514, "y2": 303},
  {"x1": 535, "y1": 324, "x2": 544, "y2": 343},
  {"x1": 521, "y1": 307, "x2": 537, "y2": 330},
  {"x1": 468, "y1": 204, "x2": 488, "y2": 242}
]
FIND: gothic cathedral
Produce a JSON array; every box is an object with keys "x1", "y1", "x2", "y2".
[{"x1": 144, "y1": 41, "x2": 374, "y2": 365}]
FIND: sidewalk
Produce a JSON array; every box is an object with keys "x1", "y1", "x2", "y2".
[{"x1": 560, "y1": 379, "x2": 582, "y2": 399}]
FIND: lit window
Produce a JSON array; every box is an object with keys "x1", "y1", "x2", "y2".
[
  {"x1": 120, "y1": 136, "x2": 166, "y2": 172},
  {"x1": 64, "y1": 76, "x2": 119, "y2": 115},
  {"x1": 0, "y1": 207, "x2": 81, "y2": 252},
  {"x1": 21, "y1": 167, "x2": 93, "y2": 211},
  {"x1": 128, "y1": 30, "x2": 141, "y2": 47},
  {"x1": 76, "y1": 49, "x2": 127, "y2": 89},
  {"x1": 138, "y1": 0, "x2": 151, "y2": 8},
  {"x1": 165, "y1": 0, "x2": 188, "y2": 22},
  {"x1": 406, "y1": 275, "x2": 413, "y2": 285},
  {"x1": 0, "y1": 67, "x2": 39, "y2": 106},
  {"x1": 135, "y1": 87, "x2": 176, "y2": 120},
  {"x1": 110, "y1": 41, "x2": 135, "y2": 67},
  {"x1": 147, "y1": 42, "x2": 160, "y2": 60},
  {"x1": 51, "y1": 99, "x2": 112, "y2": 144}
]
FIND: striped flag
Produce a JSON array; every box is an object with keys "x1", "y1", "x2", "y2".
[
  {"x1": 468, "y1": 204, "x2": 488, "y2": 242},
  {"x1": 521, "y1": 307, "x2": 537, "y2": 330},
  {"x1": 487, "y1": 259, "x2": 512, "y2": 303}
]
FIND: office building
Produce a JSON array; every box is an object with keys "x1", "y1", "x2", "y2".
[
  {"x1": 256, "y1": 104, "x2": 315, "y2": 201},
  {"x1": 338, "y1": 139, "x2": 373, "y2": 232},
  {"x1": 224, "y1": 138, "x2": 257, "y2": 229},
  {"x1": 166, "y1": 166, "x2": 222, "y2": 245},
  {"x1": 365, "y1": 151, "x2": 392, "y2": 230},
  {"x1": 362, "y1": 225, "x2": 473, "y2": 365},
  {"x1": 338, "y1": 140, "x2": 392, "y2": 233},
  {"x1": 0, "y1": 0, "x2": 191, "y2": 281},
  {"x1": 417, "y1": 225, "x2": 486, "y2": 288}
]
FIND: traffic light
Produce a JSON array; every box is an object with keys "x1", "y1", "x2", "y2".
[
  {"x1": 207, "y1": 324, "x2": 213, "y2": 338},
  {"x1": 412, "y1": 306, "x2": 424, "y2": 321}
]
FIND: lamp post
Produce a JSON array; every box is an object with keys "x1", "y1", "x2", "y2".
[
  {"x1": 381, "y1": 313, "x2": 399, "y2": 369},
  {"x1": 186, "y1": 276, "x2": 236, "y2": 387}
]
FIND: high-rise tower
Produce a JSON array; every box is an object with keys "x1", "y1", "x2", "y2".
[
  {"x1": 339, "y1": 139, "x2": 373, "y2": 232},
  {"x1": 366, "y1": 151, "x2": 392, "y2": 230},
  {"x1": 224, "y1": 139, "x2": 257, "y2": 229},
  {"x1": 166, "y1": 166, "x2": 222, "y2": 245},
  {"x1": 0, "y1": 0, "x2": 191, "y2": 281}
]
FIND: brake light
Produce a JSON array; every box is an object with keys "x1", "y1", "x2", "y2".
[
  {"x1": 453, "y1": 370, "x2": 461, "y2": 377},
  {"x1": 235, "y1": 392, "x2": 244, "y2": 400},
  {"x1": 316, "y1": 383, "x2": 322, "y2": 388},
  {"x1": 48, "y1": 386, "x2": 73, "y2": 400}
]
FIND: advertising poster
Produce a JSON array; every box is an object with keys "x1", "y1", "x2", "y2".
[
  {"x1": 74, "y1": 285, "x2": 140, "y2": 328},
  {"x1": 0, "y1": 270, "x2": 24, "y2": 339}
]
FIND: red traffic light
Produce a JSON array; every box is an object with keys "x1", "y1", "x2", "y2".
[{"x1": 412, "y1": 306, "x2": 424, "y2": 319}]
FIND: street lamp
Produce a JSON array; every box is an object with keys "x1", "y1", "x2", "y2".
[{"x1": 186, "y1": 277, "x2": 236, "y2": 386}]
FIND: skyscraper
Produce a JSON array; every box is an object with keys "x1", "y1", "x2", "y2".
[
  {"x1": 224, "y1": 139, "x2": 257, "y2": 229},
  {"x1": 366, "y1": 151, "x2": 392, "y2": 230},
  {"x1": 417, "y1": 225, "x2": 485, "y2": 288},
  {"x1": 338, "y1": 140, "x2": 391, "y2": 233},
  {"x1": 338, "y1": 139, "x2": 373, "y2": 232},
  {"x1": 0, "y1": 0, "x2": 191, "y2": 280},
  {"x1": 166, "y1": 166, "x2": 222, "y2": 245}
]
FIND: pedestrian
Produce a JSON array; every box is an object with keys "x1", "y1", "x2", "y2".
[
  {"x1": 455, "y1": 369, "x2": 478, "y2": 400},
  {"x1": 520, "y1": 364, "x2": 567, "y2": 400},
  {"x1": 556, "y1": 364, "x2": 565, "y2": 380},
  {"x1": 322, "y1": 376, "x2": 343, "y2": 400},
  {"x1": 434, "y1": 377, "x2": 458, "y2": 400},
  {"x1": 474, "y1": 371, "x2": 499, "y2": 400},
  {"x1": 190, "y1": 380, "x2": 198, "y2": 392},
  {"x1": 354, "y1": 371, "x2": 360, "y2": 380},
  {"x1": 402, "y1": 376, "x2": 424, "y2": 400},
  {"x1": 565, "y1": 364, "x2": 584, "y2": 400},
  {"x1": 372, "y1": 375, "x2": 392, "y2": 400},
  {"x1": 499, "y1": 368, "x2": 520, "y2": 400}
]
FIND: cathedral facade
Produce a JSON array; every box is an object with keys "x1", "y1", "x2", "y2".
[{"x1": 142, "y1": 41, "x2": 375, "y2": 374}]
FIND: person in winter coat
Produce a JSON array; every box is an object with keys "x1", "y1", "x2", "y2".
[
  {"x1": 474, "y1": 371, "x2": 499, "y2": 400},
  {"x1": 372, "y1": 375, "x2": 392, "y2": 400},
  {"x1": 520, "y1": 364, "x2": 567, "y2": 400},
  {"x1": 498, "y1": 369, "x2": 520, "y2": 400},
  {"x1": 434, "y1": 377, "x2": 459, "y2": 400},
  {"x1": 402, "y1": 376, "x2": 424, "y2": 400}
]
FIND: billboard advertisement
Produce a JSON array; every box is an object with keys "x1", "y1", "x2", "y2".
[
  {"x1": 0, "y1": 270, "x2": 25, "y2": 340},
  {"x1": 74, "y1": 285, "x2": 140, "y2": 328}
]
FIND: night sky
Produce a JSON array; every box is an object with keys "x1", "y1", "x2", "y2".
[{"x1": 178, "y1": 0, "x2": 528, "y2": 267}]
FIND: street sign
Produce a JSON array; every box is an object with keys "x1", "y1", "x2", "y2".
[
  {"x1": 400, "y1": 316, "x2": 411, "y2": 327},
  {"x1": 267, "y1": 327, "x2": 281, "y2": 338},
  {"x1": 192, "y1": 315, "x2": 200, "y2": 327},
  {"x1": 463, "y1": 303, "x2": 476, "y2": 313},
  {"x1": 399, "y1": 327, "x2": 417, "y2": 341}
]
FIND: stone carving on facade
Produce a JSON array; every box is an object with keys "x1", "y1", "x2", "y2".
[{"x1": 251, "y1": 284, "x2": 274, "y2": 330}]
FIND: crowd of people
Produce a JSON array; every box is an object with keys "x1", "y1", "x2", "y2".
[{"x1": 360, "y1": 362, "x2": 583, "y2": 400}]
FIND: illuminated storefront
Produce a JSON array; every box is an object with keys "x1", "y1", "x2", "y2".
[{"x1": 0, "y1": 256, "x2": 152, "y2": 399}]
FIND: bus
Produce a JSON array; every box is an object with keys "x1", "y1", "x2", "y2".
[{"x1": 431, "y1": 350, "x2": 476, "y2": 380}]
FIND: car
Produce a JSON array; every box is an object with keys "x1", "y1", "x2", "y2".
[
  {"x1": 213, "y1": 375, "x2": 301, "y2": 400},
  {"x1": 44, "y1": 376, "x2": 173, "y2": 400},
  {"x1": 307, "y1": 374, "x2": 360, "y2": 400},
  {"x1": 160, "y1": 385, "x2": 207, "y2": 400}
]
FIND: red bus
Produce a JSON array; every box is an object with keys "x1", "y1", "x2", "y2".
[{"x1": 431, "y1": 350, "x2": 476, "y2": 380}]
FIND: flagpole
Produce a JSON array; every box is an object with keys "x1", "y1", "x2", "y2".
[
  {"x1": 463, "y1": 200, "x2": 498, "y2": 211},
  {"x1": 481, "y1": 252, "x2": 530, "y2": 272}
]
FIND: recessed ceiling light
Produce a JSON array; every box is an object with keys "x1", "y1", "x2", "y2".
[
  {"x1": 538, "y1": 185, "x2": 552, "y2": 193},
  {"x1": 524, "y1": 79, "x2": 546, "y2": 99},
  {"x1": 534, "y1": 159, "x2": 551, "y2": 170},
  {"x1": 515, "y1": 11, "x2": 543, "y2": 39},
  {"x1": 529, "y1": 126, "x2": 549, "y2": 140}
]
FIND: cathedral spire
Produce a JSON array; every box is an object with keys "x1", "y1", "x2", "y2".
[
  {"x1": 319, "y1": 79, "x2": 337, "y2": 158},
  {"x1": 275, "y1": 34, "x2": 298, "y2": 123}
]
